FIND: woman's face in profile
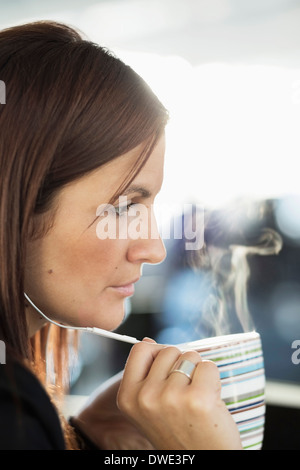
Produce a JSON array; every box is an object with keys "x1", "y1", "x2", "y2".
[{"x1": 25, "y1": 135, "x2": 166, "y2": 335}]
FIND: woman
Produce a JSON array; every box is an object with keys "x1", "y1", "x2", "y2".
[{"x1": 0, "y1": 20, "x2": 242, "y2": 450}]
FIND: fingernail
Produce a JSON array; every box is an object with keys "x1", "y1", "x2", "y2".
[{"x1": 142, "y1": 337, "x2": 156, "y2": 343}]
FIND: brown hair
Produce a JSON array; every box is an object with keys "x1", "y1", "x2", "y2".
[{"x1": 0, "y1": 21, "x2": 168, "y2": 393}]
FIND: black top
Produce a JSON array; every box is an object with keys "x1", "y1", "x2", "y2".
[{"x1": 0, "y1": 359, "x2": 66, "y2": 450}]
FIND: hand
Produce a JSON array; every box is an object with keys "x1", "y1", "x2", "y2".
[
  {"x1": 72, "y1": 371, "x2": 154, "y2": 450},
  {"x1": 117, "y1": 339, "x2": 243, "y2": 450}
]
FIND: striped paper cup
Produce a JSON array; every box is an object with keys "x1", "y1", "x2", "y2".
[{"x1": 178, "y1": 331, "x2": 265, "y2": 450}]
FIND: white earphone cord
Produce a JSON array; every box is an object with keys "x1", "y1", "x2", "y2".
[
  {"x1": 23, "y1": 293, "x2": 199, "y2": 351},
  {"x1": 24, "y1": 292, "x2": 82, "y2": 330},
  {"x1": 23, "y1": 292, "x2": 140, "y2": 344}
]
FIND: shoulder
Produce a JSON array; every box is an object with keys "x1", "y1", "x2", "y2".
[{"x1": 0, "y1": 358, "x2": 66, "y2": 449}]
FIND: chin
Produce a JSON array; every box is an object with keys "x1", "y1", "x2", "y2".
[{"x1": 84, "y1": 301, "x2": 126, "y2": 332}]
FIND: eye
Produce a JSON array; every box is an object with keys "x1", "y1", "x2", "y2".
[{"x1": 114, "y1": 201, "x2": 136, "y2": 217}]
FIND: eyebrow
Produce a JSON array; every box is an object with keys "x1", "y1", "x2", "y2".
[{"x1": 119, "y1": 185, "x2": 152, "y2": 199}]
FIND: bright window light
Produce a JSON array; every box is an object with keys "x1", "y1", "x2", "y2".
[{"x1": 114, "y1": 50, "x2": 300, "y2": 209}]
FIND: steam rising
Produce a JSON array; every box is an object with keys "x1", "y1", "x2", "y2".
[{"x1": 189, "y1": 228, "x2": 283, "y2": 337}]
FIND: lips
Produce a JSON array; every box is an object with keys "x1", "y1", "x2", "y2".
[{"x1": 110, "y1": 278, "x2": 139, "y2": 297}]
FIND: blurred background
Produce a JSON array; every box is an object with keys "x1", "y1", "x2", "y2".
[{"x1": 1, "y1": 0, "x2": 300, "y2": 449}]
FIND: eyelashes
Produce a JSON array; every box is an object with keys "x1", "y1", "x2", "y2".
[
  {"x1": 114, "y1": 201, "x2": 137, "y2": 217},
  {"x1": 95, "y1": 201, "x2": 140, "y2": 220},
  {"x1": 94, "y1": 199, "x2": 156, "y2": 240},
  {"x1": 94, "y1": 199, "x2": 149, "y2": 231},
  {"x1": 88, "y1": 199, "x2": 149, "y2": 233}
]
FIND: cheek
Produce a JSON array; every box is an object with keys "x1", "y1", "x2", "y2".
[
  {"x1": 67, "y1": 237, "x2": 130, "y2": 328},
  {"x1": 59, "y1": 235, "x2": 128, "y2": 284},
  {"x1": 27, "y1": 235, "x2": 130, "y2": 327}
]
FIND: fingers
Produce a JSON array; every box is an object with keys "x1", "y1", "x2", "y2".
[
  {"x1": 122, "y1": 338, "x2": 165, "y2": 383},
  {"x1": 166, "y1": 351, "x2": 202, "y2": 386},
  {"x1": 123, "y1": 339, "x2": 204, "y2": 387},
  {"x1": 192, "y1": 359, "x2": 222, "y2": 398},
  {"x1": 122, "y1": 338, "x2": 220, "y2": 398},
  {"x1": 144, "y1": 346, "x2": 182, "y2": 381}
]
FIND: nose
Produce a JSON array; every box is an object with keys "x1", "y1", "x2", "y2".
[
  {"x1": 126, "y1": 208, "x2": 166, "y2": 265},
  {"x1": 127, "y1": 234, "x2": 166, "y2": 265}
]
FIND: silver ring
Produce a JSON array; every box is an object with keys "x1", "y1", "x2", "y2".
[{"x1": 169, "y1": 359, "x2": 196, "y2": 382}]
